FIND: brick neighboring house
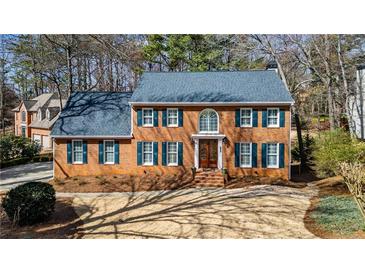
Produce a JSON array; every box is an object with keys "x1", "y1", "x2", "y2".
[
  {"x1": 51, "y1": 68, "x2": 294, "y2": 183},
  {"x1": 12, "y1": 93, "x2": 66, "y2": 150}
]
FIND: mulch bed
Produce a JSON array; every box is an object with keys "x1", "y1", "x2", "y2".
[
  {"x1": 49, "y1": 173, "x2": 194, "y2": 193},
  {"x1": 0, "y1": 198, "x2": 83, "y2": 239}
]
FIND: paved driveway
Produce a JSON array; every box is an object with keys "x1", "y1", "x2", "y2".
[
  {"x1": 68, "y1": 184, "x2": 319, "y2": 239},
  {"x1": 0, "y1": 162, "x2": 53, "y2": 190}
]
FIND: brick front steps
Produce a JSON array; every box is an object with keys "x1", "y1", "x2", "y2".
[{"x1": 193, "y1": 169, "x2": 224, "y2": 188}]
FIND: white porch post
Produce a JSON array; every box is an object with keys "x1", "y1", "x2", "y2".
[
  {"x1": 194, "y1": 139, "x2": 199, "y2": 168},
  {"x1": 218, "y1": 139, "x2": 223, "y2": 169}
]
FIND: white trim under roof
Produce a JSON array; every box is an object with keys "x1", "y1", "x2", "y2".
[
  {"x1": 50, "y1": 135, "x2": 133, "y2": 139},
  {"x1": 191, "y1": 133, "x2": 226, "y2": 140},
  {"x1": 129, "y1": 101, "x2": 294, "y2": 107}
]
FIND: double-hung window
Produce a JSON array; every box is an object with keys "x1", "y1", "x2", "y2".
[
  {"x1": 104, "y1": 140, "x2": 115, "y2": 164},
  {"x1": 267, "y1": 108, "x2": 279, "y2": 127},
  {"x1": 21, "y1": 111, "x2": 26, "y2": 123},
  {"x1": 240, "y1": 143, "x2": 251, "y2": 167},
  {"x1": 72, "y1": 140, "x2": 83, "y2": 164},
  {"x1": 267, "y1": 143, "x2": 279, "y2": 168},
  {"x1": 240, "y1": 108, "x2": 252, "y2": 127},
  {"x1": 167, "y1": 108, "x2": 178, "y2": 127},
  {"x1": 142, "y1": 108, "x2": 153, "y2": 126},
  {"x1": 167, "y1": 142, "x2": 178, "y2": 166},
  {"x1": 142, "y1": 142, "x2": 153, "y2": 165}
]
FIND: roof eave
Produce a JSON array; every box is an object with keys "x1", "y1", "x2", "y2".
[
  {"x1": 50, "y1": 135, "x2": 133, "y2": 139},
  {"x1": 129, "y1": 101, "x2": 294, "y2": 107}
]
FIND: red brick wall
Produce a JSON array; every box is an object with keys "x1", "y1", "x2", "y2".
[
  {"x1": 14, "y1": 103, "x2": 32, "y2": 138},
  {"x1": 54, "y1": 105, "x2": 291, "y2": 180}
]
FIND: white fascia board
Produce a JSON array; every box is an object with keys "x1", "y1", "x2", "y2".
[
  {"x1": 51, "y1": 135, "x2": 133, "y2": 139},
  {"x1": 129, "y1": 101, "x2": 294, "y2": 107}
]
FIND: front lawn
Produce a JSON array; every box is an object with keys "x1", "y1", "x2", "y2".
[{"x1": 310, "y1": 195, "x2": 365, "y2": 235}]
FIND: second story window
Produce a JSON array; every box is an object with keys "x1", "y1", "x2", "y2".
[
  {"x1": 199, "y1": 109, "x2": 218, "y2": 133},
  {"x1": 21, "y1": 111, "x2": 26, "y2": 123},
  {"x1": 38, "y1": 109, "x2": 42, "y2": 121},
  {"x1": 142, "y1": 108, "x2": 153, "y2": 127},
  {"x1": 46, "y1": 109, "x2": 50, "y2": 120},
  {"x1": 240, "y1": 108, "x2": 252, "y2": 127},
  {"x1": 267, "y1": 108, "x2": 279, "y2": 127},
  {"x1": 167, "y1": 108, "x2": 178, "y2": 127}
]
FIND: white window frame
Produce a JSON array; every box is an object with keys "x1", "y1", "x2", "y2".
[
  {"x1": 240, "y1": 142, "x2": 252, "y2": 168},
  {"x1": 38, "y1": 109, "x2": 42, "y2": 121},
  {"x1": 21, "y1": 111, "x2": 26, "y2": 123},
  {"x1": 72, "y1": 139, "x2": 83, "y2": 164},
  {"x1": 142, "y1": 108, "x2": 154, "y2": 127},
  {"x1": 142, "y1": 141, "x2": 153, "y2": 166},
  {"x1": 46, "y1": 109, "x2": 50, "y2": 120},
  {"x1": 199, "y1": 108, "x2": 219, "y2": 133},
  {"x1": 267, "y1": 143, "x2": 279, "y2": 168},
  {"x1": 167, "y1": 141, "x2": 178, "y2": 166},
  {"x1": 104, "y1": 140, "x2": 115, "y2": 164},
  {"x1": 267, "y1": 108, "x2": 280, "y2": 128},
  {"x1": 167, "y1": 108, "x2": 178, "y2": 127},
  {"x1": 240, "y1": 108, "x2": 253, "y2": 127}
]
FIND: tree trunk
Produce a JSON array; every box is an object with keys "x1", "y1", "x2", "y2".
[{"x1": 66, "y1": 46, "x2": 73, "y2": 97}]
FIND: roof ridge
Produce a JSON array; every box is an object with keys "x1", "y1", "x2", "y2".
[{"x1": 143, "y1": 70, "x2": 272, "y2": 74}]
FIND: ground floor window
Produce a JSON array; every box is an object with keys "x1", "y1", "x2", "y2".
[
  {"x1": 72, "y1": 140, "x2": 83, "y2": 164},
  {"x1": 21, "y1": 126, "x2": 26, "y2": 137},
  {"x1": 267, "y1": 143, "x2": 279, "y2": 168},
  {"x1": 167, "y1": 142, "x2": 178, "y2": 165},
  {"x1": 240, "y1": 143, "x2": 251, "y2": 167},
  {"x1": 143, "y1": 142, "x2": 153, "y2": 165},
  {"x1": 104, "y1": 140, "x2": 114, "y2": 164}
]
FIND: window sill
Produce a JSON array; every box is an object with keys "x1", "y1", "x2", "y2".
[
  {"x1": 104, "y1": 162, "x2": 115, "y2": 165},
  {"x1": 72, "y1": 162, "x2": 84, "y2": 165},
  {"x1": 239, "y1": 165, "x2": 252, "y2": 168},
  {"x1": 240, "y1": 125, "x2": 252, "y2": 128},
  {"x1": 167, "y1": 125, "x2": 178, "y2": 128},
  {"x1": 167, "y1": 163, "x2": 178, "y2": 167},
  {"x1": 267, "y1": 125, "x2": 280, "y2": 128},
  {"x1": 266, "y1": 166, "x2": 279, "y2": 169},
  {"x1": 142, "y1": 125, "x2": 154, "y2": 128},
  {"x1": 142, "y1": 163, "x2": 154, "y2": 166}
]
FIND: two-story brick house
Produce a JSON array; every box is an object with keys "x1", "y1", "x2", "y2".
[
  {"x1": 12, "y1": 93, "x2": 66, "y2": 150},
  {"x1": 51, "y1": 68, "x2": 294, "y2": 184}
]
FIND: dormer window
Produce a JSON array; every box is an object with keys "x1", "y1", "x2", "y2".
[
  {"x1": 38, "y1": 109, "x2": 42, "y2": 121},
  {"x1": 46, "y1": 109, "x2": 50, "y2": 120}
]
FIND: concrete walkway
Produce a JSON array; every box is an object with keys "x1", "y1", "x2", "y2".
[
  {"x1": 70, "y1": 185, "x2": 319, "y2": 239},
  {"x1": 0, "y1": 162, "x2": 53, "y2": 190}
]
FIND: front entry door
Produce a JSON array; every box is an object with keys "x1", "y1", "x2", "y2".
[{"x1": 199, "y1": 139, "x2": 218, "y2": 168}]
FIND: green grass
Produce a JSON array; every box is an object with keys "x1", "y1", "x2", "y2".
[{"x1": 310, "y1": 195, "x2": 365, "y2": 235}]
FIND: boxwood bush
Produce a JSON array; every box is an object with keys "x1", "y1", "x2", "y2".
[{"x1": 1, "y1": 182, "x2": 56, "y2": 226}]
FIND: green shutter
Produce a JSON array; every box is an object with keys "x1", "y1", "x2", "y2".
[
  {"x1": 162, "y1": 110, "x2": 167, "y2": 127},
  {"x1": 137, "y1": 142, "x2": 142, "y2": 165},
  {"x1": 262, "y1": 143, "x2": 267, "y2": 168},
  {"x1": 82, "y1": 141, "x2": 88, "y2": 164},
  {"x1": 114, "y1": 141, "x2": 120, "y2": 164},
  {"x1": 235, "y1": 109, "x2": 240, "y2": 127},
  {"x1": 178, "y1": 142, "x2": 183, "y2": 165},
  {"x1": 162, "y1": 142, "x2": 167, "y2": 166},
  {"x1": 262, "y1": 110, "x2": 267, "y2": 127},
  {"x1": 153, "y1": 142, "x2": 158, "y2": 165},
  {"x1": 280, "y1": 109, "x2": 285, "y2": 127},
  {"x1": 178, "y1": 109, "x2": 183, "y2": 127},
  {"x1": 153, "y1": 110, "x2": 158, "y2": 127},
  {"x1": 253, "y1": 109, "x2": 258, "y2": 127},
  {"x1": 279, "y1": 143, "x2": 285, "y2": 168},
  {"x1": 99, "y1": 141, "x2": 104, "y2": 164},
  {"x1": 234, "y1": 143, "x2": 240, "y2": 167},
  {"x1": 252, "y1": 143, "x2": 257, "y2": 168},
  {"x1": 137, "y1": 109, "x2": 142, "y2": 126},
  {"x1": 67, "y1": 141, "x2": 72, "y2": 164}
]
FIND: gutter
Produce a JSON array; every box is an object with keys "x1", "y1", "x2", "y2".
[
  {"x1": 129, "y1": 101, "x2": 294, "y2": 107},
  {"x1": 50, "y1": 135, "x2": 133, "y2": 139}
]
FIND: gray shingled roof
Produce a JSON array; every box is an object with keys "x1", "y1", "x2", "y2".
[
  {"x1": 130, "y1": 71, "x2": 294, "y2": 104},
  {"x1": 51, "y1": 92, "x2": 133, "y2": 137}
]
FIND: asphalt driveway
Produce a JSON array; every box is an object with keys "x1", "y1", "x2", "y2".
[
  {"x1": 67, "y1": 184, "x2": 319, "y2": 239},
  {"x1": 0, "y1": 162, "x2": 53, "y2": 190}
]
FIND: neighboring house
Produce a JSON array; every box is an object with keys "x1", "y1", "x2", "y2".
[
  {"x1": 348, "y1": 64, "x2": 365, "y2": 140},
  {"x1": 12, "y1": 93, "x2": 66, "y2": 150},
  {"x1": 51, "y1": 66, "x2": 294, "y2": 182}
]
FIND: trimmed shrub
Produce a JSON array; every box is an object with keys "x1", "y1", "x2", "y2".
[
  {"x1": 0, "y1": 134, "x2": 41, "y2": 162},
  {"x1": 1, "y1": 182, "x2": 56, "y2": 226},
  {"x1": 312, "y1": 129, "x2": 365, "y2": 177}
]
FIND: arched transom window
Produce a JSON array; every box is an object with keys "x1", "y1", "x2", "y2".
[{"x1": 199, "y1": 109, "x2": 218, "y2": 133}]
